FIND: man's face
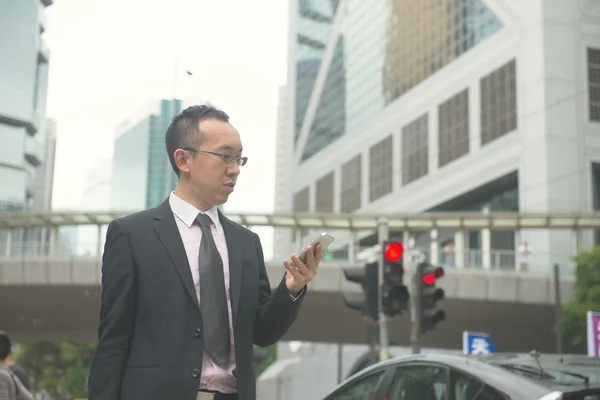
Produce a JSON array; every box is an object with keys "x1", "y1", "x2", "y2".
[{"x1": 186, "y1": 119, "x2": 243, "y2": 208}]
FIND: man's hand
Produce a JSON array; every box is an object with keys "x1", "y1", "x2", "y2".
[{"x1": 284, "y1": 243, "x2": 323, "y2": 296}]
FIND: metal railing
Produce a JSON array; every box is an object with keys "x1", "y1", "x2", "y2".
[{"x1": 0, "y1": 241, "x2": 576, "y2": 277}]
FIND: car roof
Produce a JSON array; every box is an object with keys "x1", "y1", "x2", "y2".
[{"x1": 476, "y1": 352, "x2": 600, "y2": 368}]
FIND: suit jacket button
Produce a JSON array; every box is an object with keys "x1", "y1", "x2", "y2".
[
  {"x1": 194, "y1": 328, "x2": 201, "y2": 337},
  {"x1": 191, "y1": 369, "x2": 200, "y2": 378}
]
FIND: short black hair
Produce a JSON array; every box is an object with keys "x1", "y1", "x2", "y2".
[
  {"x1": 0, "y1": 331, "x2": 12, "y2": 360},
  {"x1": 165, "y1": 104, "x2": 230, "y2": 176}
]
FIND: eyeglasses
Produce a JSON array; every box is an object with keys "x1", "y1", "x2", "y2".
[{"x1": 182, "y1": 147, "x2": 248, "y2": 166}]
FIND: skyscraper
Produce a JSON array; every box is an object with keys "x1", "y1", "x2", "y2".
[
  {"x1": 110, "y1": 99, "x2": 183, "y2": 210},
  {"x1": 0, "y1": 0, "x2": 52, "y2": 212},
  {"x1": 0, "y1": 0, "x2": 53, "y2": 256},
  {"x1": 282, "y1": 0, "x2": 596, "y2": 272}
]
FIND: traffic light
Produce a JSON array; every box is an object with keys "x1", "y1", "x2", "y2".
[
  {"x1": 417, "y1": 262, "x2": 445, "y2": 333},
  {"x1": 342, "y1": 261, "x2": 378, "y2": 320},
  {"x1": 381, "y1": 241, "x2": 409, "y2": 317}
]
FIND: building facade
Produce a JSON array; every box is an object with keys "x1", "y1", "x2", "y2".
[
  {"x1": 273, "y1": 86, "x2": 288, "y2": 259},
  {"x1": 0, "y1": 0, "x2": 52, "y2": 212},
  {"x1": 0, "y1": 0, "x2": 53, "y2": 257},
  {"x1": 281, "y1": 0, "x2": 600, "y2": 273},
  {"x1": 111, "y1": 99, "x2": 183, "y2": 210}
]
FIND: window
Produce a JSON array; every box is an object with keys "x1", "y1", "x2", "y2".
[
  {"x1": 293, "y1": 187, "x2": 310, "y2": 238},
  {"x1": 341, "y1": 155, "x2": 362, "y2": 213},
  {"x1": 402, "y1": 113, "x2": 429, "y2": 185},
  {"x1": 327, "y1": 370, "x2": 385, "y2": 400},
  {"x1": 438, "y1": 88, "x2": 470, "y2": 167},
  {"x1": 451, "y1": 369, "x2": 507, "y2": 400},
  {"x1": 480, "y1": 59, "x2": 517, "y2": 145},
  {"x1": 387, "y1": 365, "x2": 447, "y2": 400},
  {"x1": 369, "y1": 135, "x2": 393, "y2": 202},
  {"x1": 588, "y1": 47, "x2": 600, "y2": 122},
  {"x1": 316, "y1": 172, "x2": 334, "y2": 212}
]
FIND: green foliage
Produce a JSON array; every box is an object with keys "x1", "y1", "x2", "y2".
[
  {"x1": 13, "y1": 340, "x2": 98, "y2": 400},
  {"x1": 14, "y1": 340, "x2": 277, "y2": 397},
  {"x1": 252, "y1": 344, "x2": 277, "y2": 378},
  {"x1": 562, "y1": 246, "x2": 600, "y2": 345}
]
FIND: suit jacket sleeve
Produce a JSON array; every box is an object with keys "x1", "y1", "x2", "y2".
[
  {"x1": 88, "y1": 219, "x2": 137, "y2": 399},
  {"x1": 252, "y1": 232, "x2": 304, "y2": 347}
]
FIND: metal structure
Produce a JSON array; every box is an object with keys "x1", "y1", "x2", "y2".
[
  {"x1": 376, "y1": 218, "x2": 390, "y2": 361},
  {"x1": 1, "y1": 210, "x2": 600, "y2": 229}
]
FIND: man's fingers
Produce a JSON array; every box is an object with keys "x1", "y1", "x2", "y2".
[
  {"x1": 305, "y1": 244, "x2": 320, "y2": 276},
  {"x1": 284, "y1": 259, "x2": 303, "y2": 280},
  {"x1": 314, "y1": 243, "x2": 323, "y2": 264},
  {"x1": 291, "y1": 253, "x2": 312, "y2": 277}
]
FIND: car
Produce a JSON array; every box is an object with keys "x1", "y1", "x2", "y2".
[{"x1": 321, "y1": 352, "x2": 600, "y2": 400}]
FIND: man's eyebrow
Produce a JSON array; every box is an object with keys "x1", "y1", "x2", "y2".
[{"x1": 219, "y1": 145, "x2": 243, "y2": 153}]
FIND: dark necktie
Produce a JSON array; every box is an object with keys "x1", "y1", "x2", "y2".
[{"x1": 195, "y1": 213, "x2": 230, "y2": 366}]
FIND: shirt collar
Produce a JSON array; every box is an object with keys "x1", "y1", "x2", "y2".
[{"x1": 169, "y1": 192, "x2": 222, "y2": 231}]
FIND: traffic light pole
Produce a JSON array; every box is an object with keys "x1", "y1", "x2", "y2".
[
  {"x1": 377, "y1": 218, "x2": 390, "y2": 361},
  {"x1": 407, "y1": 238, "x2": 422, "y2": 354}
]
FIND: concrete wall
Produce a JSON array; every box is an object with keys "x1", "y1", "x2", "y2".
[{"x1": 0, "y1": 258, "x2": 575, "y2": 306}]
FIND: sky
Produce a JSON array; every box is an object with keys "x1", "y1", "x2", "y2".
[{"x1": 44, "y1": 0, "x2": 290, "y2": 257}]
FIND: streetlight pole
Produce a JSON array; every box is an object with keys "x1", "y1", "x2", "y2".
[
  {"x1": 377, "y1": 218, "x2": 390, "y2": 361},
  {"x1": 169, "y1": 60, "x2": 194, "y2": 191}
]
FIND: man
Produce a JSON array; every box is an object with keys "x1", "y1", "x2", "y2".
[
  {"x1": 0, "y1": 331, "x2": 34, "y2": 400},
  {"x1": 88, "y1": 105, "x2": 321, "y2": 400}
]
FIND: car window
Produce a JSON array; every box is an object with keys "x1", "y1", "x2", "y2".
[
  {"x1": 451, "y1": 369, "x2": 507, "y2": 400},
  {"x1": 327, "y1": 370, "x2": 386, "y2": 400},
  {"x1": 387, "y1": 365, "x2": 447, "y2": 400}
]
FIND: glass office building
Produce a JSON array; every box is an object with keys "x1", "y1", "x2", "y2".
[
  {"x1": 111, "y1": 99, "x2": 183, "y2": 210},
  {"x1": 280, "y1": 0, "x2": 600, "y2": 272},
  {"x1": 0, "y1": 0, "x2": 52, "y2": 212}
]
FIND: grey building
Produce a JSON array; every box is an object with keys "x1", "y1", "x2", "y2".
[
  {"x1": 22, "y1": 118, "x2": 57, "y2": 255},
  {"x1": 0, "y1": 0, "x2": 52, "y2": 212},
  {"x1": 0, "y1": 0, "x2": 53, "y2": 257},
  {"x1": 111, "y1": 99, "x2": 183, "y2": 210},
  {"x1": 30, "y1": 118, "x2": 56, "y2": 212},
  {"x1": 281, "y1": 0, "x2": 600, "y2": 273}
]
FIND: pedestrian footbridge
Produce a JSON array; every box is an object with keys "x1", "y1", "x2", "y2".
[{"x1": 0, "y1": 256, "x2": 582, "y2": 354}]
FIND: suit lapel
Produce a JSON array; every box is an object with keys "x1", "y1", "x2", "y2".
[
  {"x1": 153, "y1": 200, "x2": 201, "y2": 315},
  {"x1": 219, "y1": 210, "x2": 242, "y2": 327}
]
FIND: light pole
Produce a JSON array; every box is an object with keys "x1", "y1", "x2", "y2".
[
  {"x1": 168, "y1": 60, "x2": 195, "y2": 192},
  {"x1": 172, "y1": 60, "x2": 194, "y2": 117}
]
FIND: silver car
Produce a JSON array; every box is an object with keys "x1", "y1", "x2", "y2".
[{"x1": 321, "y1": 352, "x2": 600, "y2": 400}]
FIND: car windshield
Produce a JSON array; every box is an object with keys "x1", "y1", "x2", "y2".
[{"x1": 479, "y1": 354, "x2": 600, "y2": 387}]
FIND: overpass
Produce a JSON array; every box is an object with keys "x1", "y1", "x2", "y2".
[
  {"x1": 0, "y1": 209, "x2": 594, "y2": 353},
  {"x1": 0, "y1": 256, "x2": 583, "y2": 354}
]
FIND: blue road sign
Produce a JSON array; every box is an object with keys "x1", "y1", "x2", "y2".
[{"x1": 462, "y1": 331, "x2": 497, "y2": 355}]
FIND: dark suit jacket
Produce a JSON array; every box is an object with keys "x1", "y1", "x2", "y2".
[{"x1": 88, "y1": 199, "x2": 304, "y2": 400}]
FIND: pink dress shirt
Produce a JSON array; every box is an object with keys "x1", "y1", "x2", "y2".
[{"x1": 169, "y1": 192, "x2": 237, "y2": 394}]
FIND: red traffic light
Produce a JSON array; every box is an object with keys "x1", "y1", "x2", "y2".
[
  {"x1": 422, "y1": 267, "x2": 444, "y2": 285},
  {"x1": 384, "y1": 242, "x2": 404, "y2": 262}
]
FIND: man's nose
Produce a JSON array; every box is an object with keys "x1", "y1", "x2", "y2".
[{"x1": 228, "y1": 162, "x2": 241, "y2": 175}]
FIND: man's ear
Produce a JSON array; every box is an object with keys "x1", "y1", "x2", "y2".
[{"x1": 174, "y1": 149, "x2": 191, "y2": 174}]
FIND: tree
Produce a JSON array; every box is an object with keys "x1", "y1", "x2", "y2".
[
  {"x1": 14, "y1": 341, "x2": 276, "y2": 398},
  {"x1": 252, "y1": 344, "x2": 277, "y2": 378},
  {"x1": 13, "y1": 340, "x2": 98, "y2": 400},
  {"x1": 562, "y1": 246, "x2": 600, "y2": 345}
]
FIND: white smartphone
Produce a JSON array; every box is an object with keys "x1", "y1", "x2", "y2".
[{"x1": 297, "y1": 232, "x2": 336, "y2": 263}]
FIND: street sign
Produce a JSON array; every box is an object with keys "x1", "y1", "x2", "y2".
[
  {"x1": 462, "y1": 331, "x2": 497, "y2": 355},
  {"x1": 587, "y1": 311, "x2": 600, "y2": 357}
]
